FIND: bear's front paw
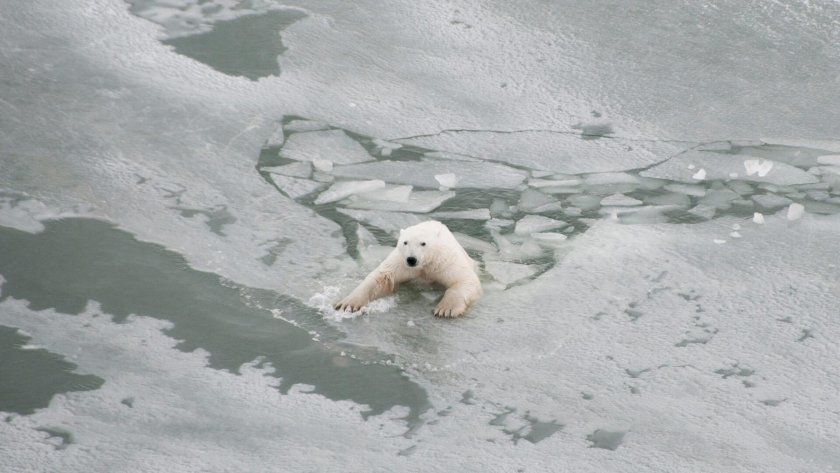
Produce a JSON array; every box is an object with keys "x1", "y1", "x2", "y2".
[
  {"x1": 334, "y1": 295, "x2": 368, "y2": 313},
  {"x1": 433, "y1": 299, "x2": 467, "y2": 318}
]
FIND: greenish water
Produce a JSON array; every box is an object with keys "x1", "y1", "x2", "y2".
[
  {"x1": 0, "y1": 219, "x2": 429, "y2": 423},
  {"x1": 0, "y1": 325, "x2": 104, "y2": 416},
  {"x1": 163, "y1": 9, "x2": 306, "y2": 80}
]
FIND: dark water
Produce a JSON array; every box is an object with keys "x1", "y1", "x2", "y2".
[
  {"x1": 0, "y1": 325, "x2": 104, "y2": 415},
  {"x1": 0, "y1": 219, "x2": 429, "y2": 424}
]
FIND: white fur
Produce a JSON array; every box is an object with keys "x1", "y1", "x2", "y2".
[{"x1": 335, "y1": 221, "x2": 483, "y2": 317}]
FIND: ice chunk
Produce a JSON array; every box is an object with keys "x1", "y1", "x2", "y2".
[
  {"x1": 372, "y1": 138, "x2": 402, "y2": 154},
  {"x1": 433, "y1": 209, "x2": 491, "y2": 220},
  {"x1": 530, "y1": 202, "x2": 565, "y2": 213},
  {"x1": 491, "y1": 231, "x2": 545, "y2": 261},
  {"x1": 540, "y1": 184, "x2": 583, "y2": 195},
  {"x1": 713, "y1": 239, "x2": 727, "y2": 244},
  {"x1": 817, "y1": 155, "x2": 840, "y2": 166},
  {"x1": 753, "y1": 212, "x2": 765, "y2": 224},
  {"x1": 600, "y1": 194, "x2": 642, "y2": 206},
  {"x1": 265, "y1": 124, "x2": 285, "y2": 147},
  {"x1": 452, "y1": 232, "x2": 497, "y2": 253},
  {"x1": 262, "y1": 161, "x2": 312, "y2": 178},
  {"x1": 688, "y1": 205, "x2": 716, "y2": 220},
  {"x1": 281, "y1": 130, "x2": 373, "y2": 165},
  {"x1": 698, "y1": 189, "x2": 739, "y2": 209},
  {"x1": 514, "y1": 215, "x2": 567, "y2": 235},
  {"x1": 642, "y1": 150, "x2": 818, "y2": 185},
  {"x1": 663, "y1": 183, "x2": 706, "y2": 197},
  {"x1": 751, "y1": 194, "x2": 792, "y2": 209},
  {"x1": 518, "y1": 189, "x2": 557, "y2": 212},
  {"x1": 355, "y1": 224, "x2": 392, "y2": 267},
  {"x1": 269, "y1": 174, "x2": 323, "y2": 199},
  {"x1": 313, "y1": 159, "x2": 334, "y2": 173},
  {"x1": 584, "y1": 172, "x2": 640, "y2": 187},
  {"x1": 354, "y1": 185, "x2": 412, "y2": 203},
  {"x1": 529, "y1": 178, "x2": 582, "y2": 188},
  {"x1": 727, "y1": 181, "x2": 754, "y2": 195},
  {"x1": 786, "y1": 203, "x2": 805, "y2": 221},
  {"x1": 485, "y1": 218, "x2": 514, "y2": 230},
  {"x1": 344, "y1": 190, "x2": 455, "y2": 213},
  {"x1": 314, "y1": 180, "x2": 386, "y2": 205},
  {"x1": 744, "y1": 159, "x2": 774, "y2": 177},
  {"x1": 434, "y1": 173, "x2": 459, "y2": 188},
  {"x1": 730, "y1": 231, "x2": 742, "y2": 238},
  {"x1": 489, "y1": 198, "x2": 514, "y2": 218},
  {"x1": 485, "y1": 261, "x2": 540, "y2": 286},
  {"x1": 617, "y1": 205, "x2": 681, "y2": 224},
  {"x1": 643, "y1": 192, "x2": 691, "y2": 207},
  {"x1": 312, "y1": 172, "x2": 334, "y2": 183},
  {"x1": 335, "y1": 208, "x2": 422, "y2": 233},
  {"x1": 567, "y1": 194, "x2": 603, "y2": 211},
  {"x1": 332, "y1": 159, "x2": 526, "y2": 189},
  {"x1": 283, "y1": 119, "x2": 330, "y2": 133},
  {"x1": 692, "y1": 168, "x2": 707, "y2": 180},
  {"x1": 531, "y1": 232, "x2": 568, "y2": 247}
]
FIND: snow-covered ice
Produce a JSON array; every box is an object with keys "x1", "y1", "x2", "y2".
[{"x1": 4, "y1": 0, "x2": 840, "y2": 471}]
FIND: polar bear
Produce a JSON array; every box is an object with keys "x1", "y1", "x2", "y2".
[{"x1": 334, "y1": 220, "x2": 482, "y2": 317}]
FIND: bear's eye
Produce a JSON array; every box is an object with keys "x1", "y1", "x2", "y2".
[
  {"x1": 403, "y1": 241, "x2": 407, "y2": 245},
  {"x1": 420, "y1": 242, "x2": 426, "y2": 246}
]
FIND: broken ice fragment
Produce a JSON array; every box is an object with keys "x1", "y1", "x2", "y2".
[
  {"x1": 270, "y1": 175, "x2": 323, "y2": 199},
  {"x1": 262, "y1": 161, "x2": 312, "y2": 178},
  {"x1": 434, "y1": 173, "x2": 459, "y2": 188},
  {"x1": 730, "y1": 231, "x2": 742, "y2": 238},
  {"x1": 692, "y1": 168, "x2": 707, "y2": 180},
  {"x1": 283, "y1": 119, "x2": 330, "y2": 133},
  {"x1": 332, "y1": 160, "x2": 526, "y2": 189},
  {"x1": 744, "y1": 159, "x2": 774, "y2": 177},
  {"x1": 314, "y1": 180, "x2": 385, "y2": 204},
  {"x1": 518, "y1": 189, "x2": 557, "y2": 212},
  {"x1": 786, "y1": 203, "x2": 805, "y2": 221},
  {"x1": 688, "y1": 205, "x2": 716, "y2": 220},
  {"x1": 514, "y1": 215, "x2": 567, "y2": 235},
  {"x1": 664, "y1": 183, "x2": 706, "y2": 197},
  {"x1": 433, "y1": 209, "x2": 491, "y2": 220},
  {"x1": 600, "y1": 194, "x2": 642, "y2": 206},
  {"x1": 817, "y1": 155, "x2": 840, "y2": 166},
  {"x1": 281, "y1": 129, "x2": 373, "y2": 165},
  {"x1": 751, "y1": 194, "x2": 792, "y2": 209},
  {"x1": 313, "y1": 159, "x2": 334, "y2": 173},
  {"x1": 713, "y1": 239, "x2": 726, "y2": 244},
  {"x1": 354, "y1": 185, "x2": 412, "y2": 203},
  {"x1": 753, "y1": 212, "x2": 765, "y2": 224},
  {"x1": 531, "y1": 232, "x2": 568, "y2": 247},
  {"x1": 265, "y1": 124, "x2": 285, "y2": 147},
  {"x1": 344, "y1": 190, "x2": 454, "y2": 213},
  {"x1": 452, "y1": 233, "x2": 497, "y2": 253},
  {"x1": 335, "y1": 209, "x2": 422, "y2": 233},
  {"x1": 485, "y1": 261, "x2": 539, "y2": 286}
]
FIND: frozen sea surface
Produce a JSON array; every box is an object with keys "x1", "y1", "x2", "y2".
[{"x1": 2, "y1": 0, "x2": 840, "y2": 472}]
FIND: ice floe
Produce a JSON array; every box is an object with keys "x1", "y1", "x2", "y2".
[
  {"x1": 314, "y1": 180, "x2": 386, "y2": 205},
  {"x1": 281, "y1": 130, "x2": 374, "y2": 165}
]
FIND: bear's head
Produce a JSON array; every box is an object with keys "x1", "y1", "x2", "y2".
[{"x1": 397, "y1": 221, "x2": 445, "y2": 269}]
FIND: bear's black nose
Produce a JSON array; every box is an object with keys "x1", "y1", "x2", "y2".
[{"x1": 406, "y1": 256, "x2": 417, "y2": 267}]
